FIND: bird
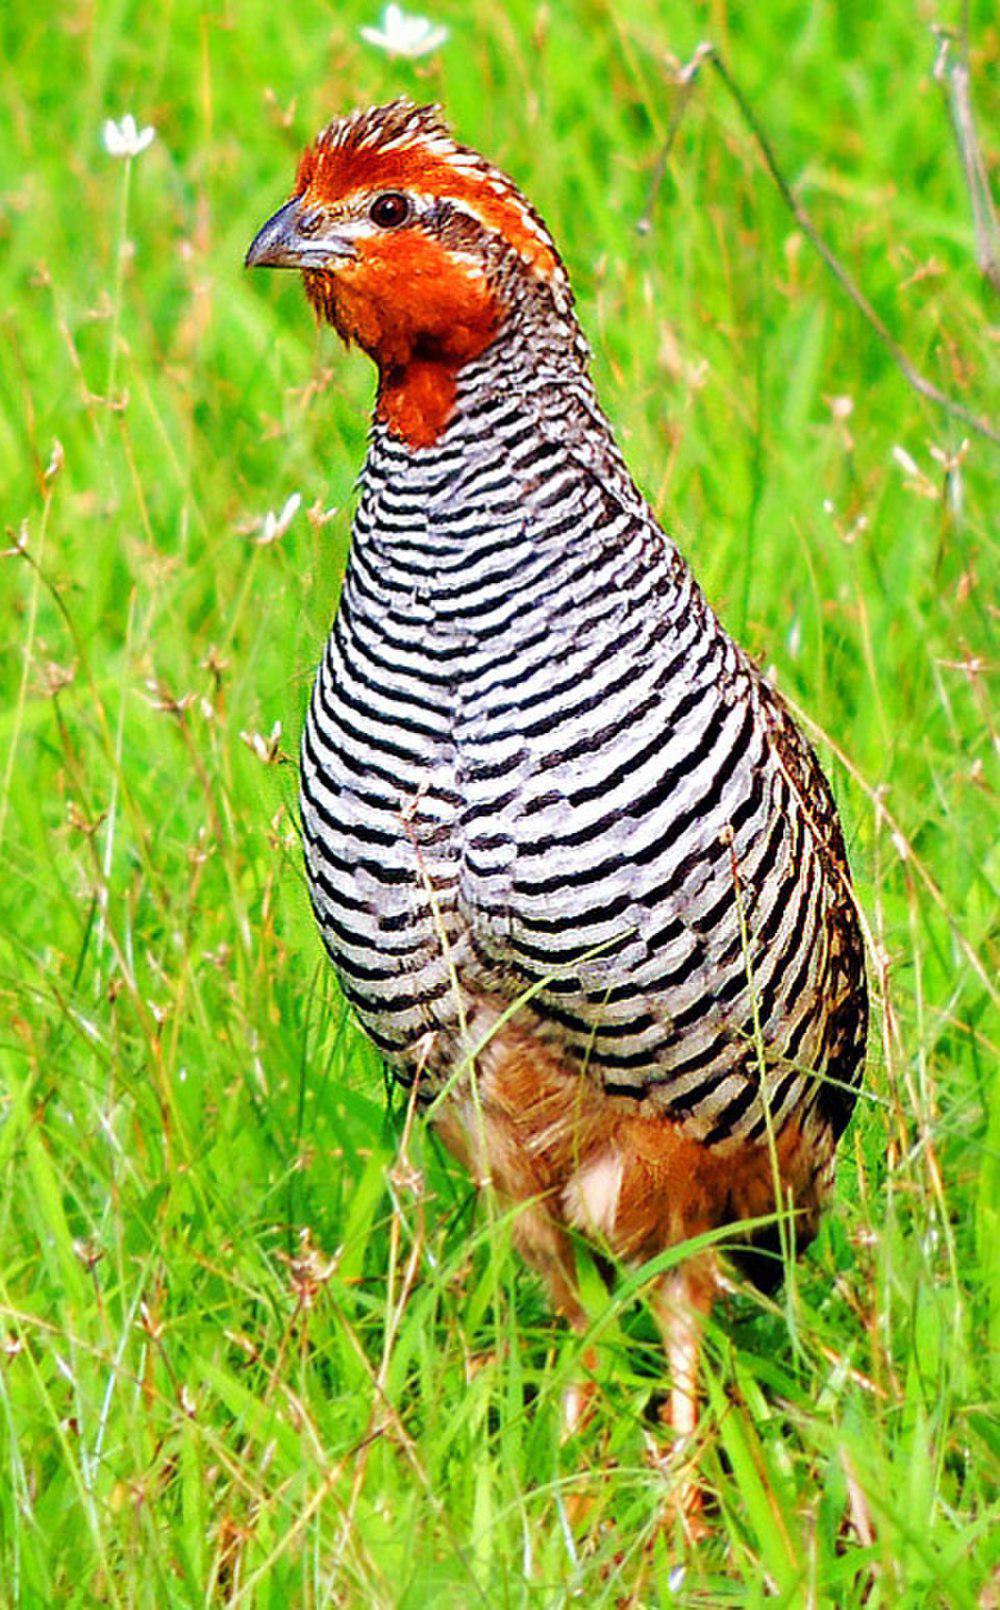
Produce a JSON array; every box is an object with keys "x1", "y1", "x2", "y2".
[{"x1": 246, "y1": 98, "x2": 868, "y2": 1451}]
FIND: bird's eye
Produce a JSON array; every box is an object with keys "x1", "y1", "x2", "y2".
[{"x1": 369, "y1": 192, "x2": 412, "y2": 229}]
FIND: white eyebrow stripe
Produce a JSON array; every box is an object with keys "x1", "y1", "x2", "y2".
[{"x1": 411, "y1": 186, "x2": 561, "y2": 271}]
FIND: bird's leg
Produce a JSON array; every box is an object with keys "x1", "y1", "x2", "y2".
[
  {"x1": 655, "y1": 1257, "x2": 715, "y2": 1438},
  {"x1": 651, "y1": 1255, "x2": 717, "y2": 1530},
  {"x1": 436, "y1": 1054, "x2": 603, "y2": 1439},
  {"x1": 505, "y1": 1199, "x2": 600, "y2": 1438},
  {"x1": 654, "y1": 1254, "x2": 716, "y2": 1440},
  {"x1": 561, "y1": 1333, "x2": 600, "y2": 1442},
  {"x1": 511, "y1": 1203, "x2": 585, "y2": 1324}
]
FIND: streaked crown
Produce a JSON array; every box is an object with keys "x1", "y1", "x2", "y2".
[{"x1": 295, "y1": 99, "x2": 565, "y2": 283}]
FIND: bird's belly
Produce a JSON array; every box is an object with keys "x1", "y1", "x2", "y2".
[
  {"x1": 432, "y1": 1000, "x2": 833, "y2": 1271},
  {"x1": 300, "y1": 597, "x2": 857, "y2": 1153}
]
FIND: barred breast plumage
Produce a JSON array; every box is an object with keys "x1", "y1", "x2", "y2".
[
  {"x1": 248, "y1": 97, "x2": 868, "y2": 1448},
  {"x1": 300, "y1": 335, "x2": 864, "y2": 1155}
]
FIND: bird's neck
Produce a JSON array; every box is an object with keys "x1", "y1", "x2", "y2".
[{"x1": 373, "y1": 273, "x2": 593, "y2": 452}]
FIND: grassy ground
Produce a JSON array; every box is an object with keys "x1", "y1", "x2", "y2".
[{"x1": 1, "y1": 0, "x2": 997, "y2": 1602}]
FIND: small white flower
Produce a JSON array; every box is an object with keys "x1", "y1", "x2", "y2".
[
  {"x1": 2, "y1": 519, "x2": 29, "y2": 558},
  {"x1": 359, "y1": 3, "x2": 449, "y2": 58},
  {"x1": 929, "y1": 437, "x2": 968, "y2": 519},
  {"x1": 891, "y1": 445, "x2": 939, "y2": 500},
  {"x1": 44, "y1": 439, "x2": 65, "y2": 482},
  {"x1": 240, "y1": 721, "x2": 284, "y2": 764},
  {"x1": 102, "y1": 114, "x2": 156, "y2": 160},
  {"x1": 258, "y1": 491, "x2": 301, "y2": 546},
  {"x1": 890, "y1": 445, "x2": 920, "y2": 479}
]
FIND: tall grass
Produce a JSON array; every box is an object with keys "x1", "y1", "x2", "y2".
[{"x1": 0, "y1": 0, "x2": 996, "y2": 1601}]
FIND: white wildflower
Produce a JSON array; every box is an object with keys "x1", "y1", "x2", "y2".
[
  {"x1": 258, "y1": 491, "x2": 301, "y2": 546},
  {"x1": 890, "y1": 445, "x2": 920, "y2": 479},
  {"x1": 3, "y1": 520, "x2": 30, "y2": 558},
  {"x1": 307, "y1": 498, "x2": 339, "y2": 529},
  {"x1": 825, "y1": 393, "x2": 855, "y2": 451},
  {"x1": 359, "y1": 3, "x2": 449, "y2": 58},
  {"x1": 240, "y1": 721, "x2": 284, "y2": 764},
  {"x1": 891, "y1": 445, "x2": 939, "y2": 500},
  {"x1": 102, "y1": 114, "x2": 156, "y2": 160},
  {"x1": 929, "y1": 438, "x2": 968, "y2": 520},
  {"x1": 44, "y1": 439, "x2": 65, "y2": 482}
]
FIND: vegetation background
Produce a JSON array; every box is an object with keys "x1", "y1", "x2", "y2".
[{"x1": 0, "y1": 0, "x2": 997, "y2": 1602}]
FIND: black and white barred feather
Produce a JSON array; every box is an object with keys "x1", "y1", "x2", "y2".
[{"x1": 300, "y1": 264, "x2": 867, "y2": 1154}]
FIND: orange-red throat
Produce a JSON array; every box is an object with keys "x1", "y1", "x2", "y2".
[{"x1": 304, "y1": 232, "x2": 501, "y2": 450}]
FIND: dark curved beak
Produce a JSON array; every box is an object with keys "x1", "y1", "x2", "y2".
[
  {"x1": 245, "y1": 196, "x2": 307, "y2": 269},
  {"x1": 245, "y1": 195, "x2": 356, "y2": 270}
]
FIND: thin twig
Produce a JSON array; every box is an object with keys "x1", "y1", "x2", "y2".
[
  {"x1": 640, "y1": 41, "x2": 1000, "y2": 447},
  {"x1": 637, "y1": 42, "x2": 713, "y2": 235},
  {"x1": 932, "y1": 28, "x2": 1000, "y2": 295}
]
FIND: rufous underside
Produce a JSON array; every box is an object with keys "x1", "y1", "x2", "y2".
[{"x1": 433, "y1": 1004, "x2": 826, "y2": 1316}]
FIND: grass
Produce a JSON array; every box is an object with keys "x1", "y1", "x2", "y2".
[{"x1": 1, "y1": 0, "x2": 997, "y2": 1601}]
